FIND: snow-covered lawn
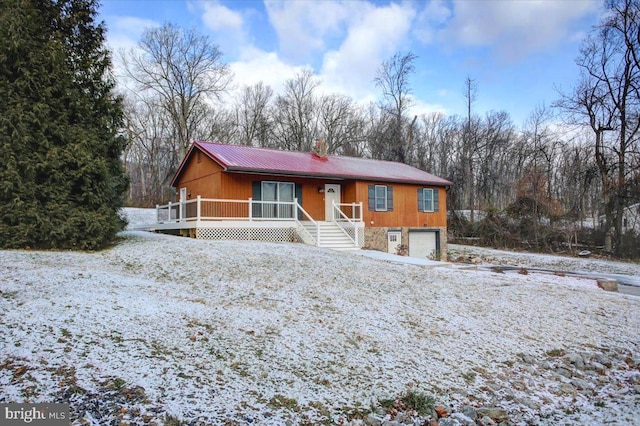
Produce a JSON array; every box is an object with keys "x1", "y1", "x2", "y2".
[
  {"x1": 448, "y1": 244, "x2": 640, "y2": 278},
  {"x1": 0, "y1": 211, "x2": 638, "y2": 425},
  {"x1": 121, "y1": 207, "x2": 157, "y2": 230}
]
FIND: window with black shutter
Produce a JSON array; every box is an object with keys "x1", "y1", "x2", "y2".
[{"x1": 368, "y1": 184, "x2": 393, "y2": 212}]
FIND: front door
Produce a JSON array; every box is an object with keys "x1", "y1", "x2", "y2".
[
  {"x1": 324, "y1": 184, "x2": 341, "y2": 221},
  {"x1": 388, "y1": 231, "x2": 401, "y2": 254}
]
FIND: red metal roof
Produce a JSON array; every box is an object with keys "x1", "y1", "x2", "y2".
[{"x1": 172, "y1": 141, "x2": 452, "y2": 187}]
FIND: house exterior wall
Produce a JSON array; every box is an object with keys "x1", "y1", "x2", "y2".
[
  {"x1": 354, "y1": 181, "x2": 447, "y2": 228},
  {"x1": 218, "y1": 172, "x2": 345, "y2": 220},
  {"x1": 174, "y1": 151, "x2": 224, "y2": 200},
  {"x1": 364, "y1": 226, "x2": 448, "y2": 260},
  {"x1": 173, "y1": 149, "x2": 346, "y2": 220}
]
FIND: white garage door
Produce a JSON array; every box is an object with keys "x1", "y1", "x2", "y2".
[{"x1": 409, "y1": 231, "x2": 438, "y2": 259}]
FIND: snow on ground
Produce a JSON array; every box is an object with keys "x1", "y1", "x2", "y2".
[
  {"x1": 0, "y1": 210, "x2": 638, "y2": 425},
  {"x1": 120, "y1": 207, "x2": 157, "y2": 230},
  {"x1": 448, "y1": 244, "x2": 640, "y2": 278}
]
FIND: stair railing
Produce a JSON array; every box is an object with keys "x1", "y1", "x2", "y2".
[
  {"x1": 331, "y1": 201, "x2": 360, "y2": 247},
  {"x1": 294, "y1": 198, "x2": 320, "y2": 246}
]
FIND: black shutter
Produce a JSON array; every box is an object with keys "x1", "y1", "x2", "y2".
[
  {"x1": 434, "y1": 188, "x2": 439, "y2": 212},
  {"x1": 252, "y1": 181, "x2": 262, "y2": 218},
  {"x1": 387, "y1": 186, "x2": 393, "y2": 211},
  {"x1": 417, "y1": 188, "x2": 424, "y2": 212},
  {"x1": 368, "y1": 185, "x2": 375, "y2": 211},
  {"x1": 295, "y1": 184, "x2": 303, "y2": 219}
]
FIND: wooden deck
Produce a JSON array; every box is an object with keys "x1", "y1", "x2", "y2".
[{"x1": 152, "y1": 197, "x2": 364, "y2": 248}]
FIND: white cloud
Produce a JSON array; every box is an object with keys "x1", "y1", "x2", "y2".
[
  {"x1": 103, "y1": 16, "x2": 160, "y2": 87},
  {"x1": 105, "y1": 16, "x2": 159, "y2": 53},
  {"x1": 225, "y1": 2, "x2": 416, "y2": 107},
  {"x1": 318, "y1": 2, "x2": 416, "y2": 99},
  {"x1": 409, "y1": 96, "x2": 449, "y2": 117},
  {"x1": 201, "y1": 1, "x2": 244, "y2": 32},
  {"x1": 229, "y1": 46, "x2": 307, "y2": 95},
  {"x1": 414, "y1": 0, "x2": 452, "y2": 44},
  {"x1": 436, "y1": 0, "x2": 600, "y2": 60},
  {"x1": 194, "y1": 1, "x2": 248, "y2": 58},
  {"x1": 264, "y1": 0, "x2": 354, "y2": 62}
]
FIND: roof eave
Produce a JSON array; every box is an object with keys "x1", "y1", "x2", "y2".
[
  {"x1": 225, "y1": 167, "x2": 452, "y2": 187},
  {"x1": 171, "y1": 142, "x2": 231, "y2": 187}
]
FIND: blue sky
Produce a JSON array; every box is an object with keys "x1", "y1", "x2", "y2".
[{"x1": 99, "y1": 0, "x2": 604, "y2": 127}]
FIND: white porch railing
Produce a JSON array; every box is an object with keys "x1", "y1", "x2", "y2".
[
  {"x1": 156, "y1": 196, "x2": 300, "y2": 223},
  {"x1": 331, "y1": 201, "x2": 364, "y2": 248},
  {"x1": 332, "y1": 202, "x2": 363, "y2": 222}
]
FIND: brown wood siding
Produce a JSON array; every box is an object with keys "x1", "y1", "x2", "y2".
[
  {"x1": 356, "y1": 181, "x2": 447, "y2": 228},
  {"x1": 173, "y1": 149, "x2": 223, "y2": 201},
  {"x1": 219, "y1": 173, "x2": 346, "y2": 220}
]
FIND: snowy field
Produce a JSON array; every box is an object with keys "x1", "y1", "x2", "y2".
[
  {"x1": 0, "y1": 209, "x2": 638, "y2": 425},
  {"x1": 448, "y1": 244, "x2": 640, "y2": 278}
]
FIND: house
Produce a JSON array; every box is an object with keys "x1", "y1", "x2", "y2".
[
  {"x1": 599, "y1": 203, "x2": 640, "y2": 234},
  {"x1": 153, "y1": 141, "x2": 452, "y2": 259},
  {"x1": 623, "y1": 203, "x2": 640, "y2": 233}
]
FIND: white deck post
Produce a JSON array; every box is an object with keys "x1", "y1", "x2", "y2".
[
  {"x1": 358, "y1": 202, "x2": 363, "y2": 221},
  {"x1": 248, "y1": 197, "x2": 253, "y2": 221},
  {"x1": 196, "y1": 196, "x2": 201, "y2": 221},
  {"x1": 168, "y1": 201, "x2": 173, "y2": 222},
  {"x1": 156, "y1": 204, "x2": 160, "y2": 223}
]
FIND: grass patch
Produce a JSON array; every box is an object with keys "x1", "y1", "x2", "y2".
[
  {"x1": 546, "y1": 348, "x2": 566, "y2": 357},
  {"x1": 377, "y1": 390, "x2": 436, "y2": 417},
  {"x1": 377, "y1": 397, "x2": 396, "y2": 411},
  {"x1": 103, "y1": 377, "x2": 128, "y2": 391},
  {"x1": 338, "y1": 404, "x2": 371, "y2": 420},
  {"x1": 400, "y1": 390, "x2": 436, "y2": 416},
  {"x1": 268, "y1": 394, "x2": 299, "y2": 410},
  {"x1": 462, "y1": 371, "x2": 476, "y2": 383},
  {"x1": 163, "y1": 414, "x2": 184, "y2": 425}
]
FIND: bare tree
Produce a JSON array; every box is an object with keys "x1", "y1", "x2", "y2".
[
  {"x1": 557, "y1": 0, "x2": 640, "y2": 254},
  {"x1": 373, "y1": 52, "x2": 417, "y2": 163},
  {"x1": 477, "y1": 110, "x2": 515, "y2": 211},
  {"x1": 464, "y1": 77, "x2": 481, "y2": 222},
  {"x1": 237, "y1": 82, "x2": 274, "y2": 146},
  {"x1": 122, "y1": 23, "x2": 232, "y2": 160},
  {"x1": 121, "y1": 95, "x2": 176, "y2": 205},
  {"x1": 318, "y1": 93, "x2": 366, "y2": 155},
  {"x1": 271, "y1": 69, "x2": 320, "y2": 151}
]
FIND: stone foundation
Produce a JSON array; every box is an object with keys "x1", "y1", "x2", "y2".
[{"x1": 363, "y1": 226, "x2": 447, "y2": 260}]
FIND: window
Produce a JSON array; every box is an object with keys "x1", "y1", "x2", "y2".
[
  {"x1": 375, "y1": 185, "x2": 387, "y2": 211},
  {"x1": 418, "y1": 188, "x2": 439, "y2": 212},
  {"x1": 261, "y1": 181, "x2": 295, "y2": 218},
  {"x1": 368, "y1": 185, "x2": 393, "y2": 212},
  {"x1": 423, "y1": 188, "x2": 434, "y2": 212}
]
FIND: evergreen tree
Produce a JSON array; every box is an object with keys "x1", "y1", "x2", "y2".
[{"x1": 0, "y1": 0, "x2": 128, "y2": 250}]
